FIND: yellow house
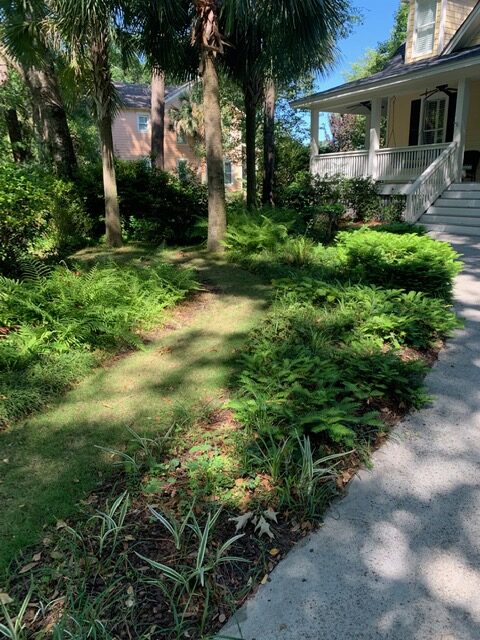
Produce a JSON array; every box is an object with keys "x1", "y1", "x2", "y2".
[
  {"x1": 293, "y1": 0, "x2": 480, "y2": 234},
  {"x1": 112, "y1": 82, "x2": 243, "y2": 193}
]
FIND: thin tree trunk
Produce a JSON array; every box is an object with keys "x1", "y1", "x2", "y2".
[
  {"x1": 244, "y1": 86, "x2": 257, "y2": 210},
  {"x1": 151, "y1": 67, "x2": 165, "y2": 170},
  {"x1": 4, "y1": 108, "x2": 30, "y2": 162},
  {"x1": 202, "y1": 52, "x2": 226, "y2": 252},
  {"x1": 262, "y1": 79, "x2": 276, "y2": 206},
  {"x1": 21, "y1": 63, "x2": 77, "y2": 178},
  {"x1": 99, "y1": 114, "x2": 122, "y2": 248},
  {"x1": 91, "y1": 35, "x2": 122, "y2": 248}
]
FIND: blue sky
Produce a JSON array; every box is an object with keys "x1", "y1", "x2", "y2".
[{"x1": 313, "y1": 0, "x2": 401, "y2": 139}]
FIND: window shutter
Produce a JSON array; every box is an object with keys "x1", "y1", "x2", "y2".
[
  {"x1": 409, "y1": 99, "x2": 421, "y2": 146},
  {"x1": 415, "y1": 0, "x2": 437, "y2": 55},
  {"x1": 446, "y1": 93, "x2": 457, "y2": 143}
]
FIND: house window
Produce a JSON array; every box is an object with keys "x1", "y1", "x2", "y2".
[
  {"x1": 177, "y1": 158, "x2": 188, "y2": 181},
  {"x1": 224, "y1": 160, "x2": 233, "y2": 186},
  {"x1": 421, "y1": 97, "x2": 447, "y2": 144},
  {"x1": 137, "y1": 114, "x2": 149, "y2": 133},
  {"x1": 414, "y1": 0, "x2": 437, "y2": 56},
  {"x1": 176, "y1": 131, "x2": 186, "y2": 145}
]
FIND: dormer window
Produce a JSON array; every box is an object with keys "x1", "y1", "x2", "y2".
[{"x1": 414, "y1": 0, "x2": 437, "y2": 56}]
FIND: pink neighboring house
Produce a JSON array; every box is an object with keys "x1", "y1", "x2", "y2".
[{"x1": 112, "y1": 82, "x2": 243, "y2": 192}]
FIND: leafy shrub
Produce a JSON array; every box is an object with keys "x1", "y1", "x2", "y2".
[
  {"x1": 232, "y1": 300, "x2": 428, "y2": 448},
  {"x1": 78, "y1": 160, "x2": 207, "y2": 244},
  {"x1": 336, "y1": 229, "x2": 462, "y2": 300},
  {"x1": 0, "y1": 259, "x2": 197, "y2": 425},
  {"x1": 0, "y1": 163, "x2": 50, "y2": 273},
  {"x1": 277, "y1": 171, "x2": 405, "y2": 226},
  {"x1": 343, "y1": 176, "x2": 379, "y2": 221},
  {"x1": 275, "y1": 279, "x2": 459, "y2": 349},
  {"x1": 370, "y1": 222, "x2": 426, "y2": 235},
  {"x1": 0, "y1": 162, "x2": 91, "y2": 274},
  {"x1": 224, "y1": 211, "x2": 291, "y2": 253}
]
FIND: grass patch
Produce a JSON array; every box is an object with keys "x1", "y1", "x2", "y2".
[{"x1": 0, "y1": 257, "x2": 197, "y2": 427}]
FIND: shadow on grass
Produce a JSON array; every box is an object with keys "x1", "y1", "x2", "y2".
[{"x1": 0, "y1": 251, "x2": 270, "y2": 573}]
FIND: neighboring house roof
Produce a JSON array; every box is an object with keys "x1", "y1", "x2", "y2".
[
  {"x1": 292, "y1": 44, "x2": 480, "y2": 109},
  {"x1": 114, "y1": 82, "x2": 190, "y2": 109}
]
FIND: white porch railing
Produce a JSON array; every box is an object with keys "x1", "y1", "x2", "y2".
[
  {"x1": 376, "y1": 144, "x2": 448, "y2": 180},
  {"x1": 311, "y1": 143, "x2": 449, "y2": 181},
  {"x1": 404, "y1": 141, "x2": 458, "y2": 222},
  {"x1": 311, "y1": 150, "x2": 368, "y2": 179}
]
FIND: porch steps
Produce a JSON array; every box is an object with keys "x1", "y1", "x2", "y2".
[{"x1": 419, "y1": 183, "x2": 480, "y2": 237}]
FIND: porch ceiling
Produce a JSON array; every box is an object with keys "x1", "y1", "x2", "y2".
[{"x1": 293, "y1": 45, "x2": 480, "y2": 113}]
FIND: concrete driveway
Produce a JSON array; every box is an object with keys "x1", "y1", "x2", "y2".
[{"x1": 220, "y1": 233, "x2": 480, "y2": 640}]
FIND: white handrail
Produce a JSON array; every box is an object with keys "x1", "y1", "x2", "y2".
[
  {"x1": 377, "y1": 144, "x2": 448, "y2": 180},
  {"x1": 404, "y1": 142, "x2": 458, "y2": 222},
  {"x1": 310, "y1": 151, "x2": 368, "y2": 179}
]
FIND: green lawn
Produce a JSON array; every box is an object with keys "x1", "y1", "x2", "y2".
[{"x1": 0, "y1": 248, "x2": 270, "y2": 572}]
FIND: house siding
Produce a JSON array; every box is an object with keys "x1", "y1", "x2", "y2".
[
  {"x1": 112, "y1": 108, "x2": 243, "y2": 191},
  {"x1": 386, "y1": 80, "x2": 480, "y2": 152},
  {"x1": 405, "y1": 0, "x2": 476, "y2": 63}
]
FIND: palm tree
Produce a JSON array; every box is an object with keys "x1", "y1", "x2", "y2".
[
  {"x1": 0, "y1": 0, "x2": 77, "y2": 177},
  {"x1": 128, "y1": 0, "x2": 190, "y2": 170},
  {"x1": 50, "y1": 0, "x2": 128, "y2": 247},
  {"x1": 192, "y1": 0, "x2": 226, "y2": 252},
  {"x1": 225, "y1": 0, "x2": 352, "y2": 207}
]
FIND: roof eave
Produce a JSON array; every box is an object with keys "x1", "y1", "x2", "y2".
[
  {"x1": 291, "y1": 54, "x2": 480, "y2": 111},
  {"x1": 443, "y1": 2, "x2": 480, "y2": 55}
]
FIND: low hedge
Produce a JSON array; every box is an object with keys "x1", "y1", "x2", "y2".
[{"x1": 336, "y1": 229, "x2": 462, "y2": 301}]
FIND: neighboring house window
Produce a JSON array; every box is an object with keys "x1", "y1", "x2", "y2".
[
  {"x1": 137, "y1": 114, "x2": 149, "y2": 133},
  {"x1": 224, "y1": 160, "x2": 233, "y2": 186},
  {"x1": 421, "y1": 97, "x2": 447, "y2": 144},
  {"x1": 176, "y1": 131, "x2": 187, "y2": 144},
  {"x1": 177, "y1": 158, "x2": 188, "y2": 181},
  {"x1": 414, "y1": 0, "x2": 437, "y2": 56}
]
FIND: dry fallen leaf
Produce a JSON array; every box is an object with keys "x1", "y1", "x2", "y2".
[
  {"x1": 32, "y1": 552, "x2": 42, "y2": 562},
  {"x1": 50, "y1": 551, "x2": 64, "y2": 560},
  {"x1": 263, "y1": 508, "x2": 278, "y2": 523},
  {"x1": 55, "y1": 520, "x2": 68, "y2": 530},
  {"x1": 255, "y1": 515, "x2": 274, "y2": 539},
  {"x1": 228, "y1": 511, "x2": 253, "y2": 533},
  {"x1": 260, "y1": 574, "x2": 269, "y2": 585},
  {"x1": 0, "y1": 593, "x2": 13, "y2": 605},
  {"x1": 19, "y1": 562, "x2": 38, "y2": 574},
  {"x1": 218, "y1": 613, "x2": 226, "y2": 624},
  {"x1": 269, "y1": 548, "x2": 280, "y2": 557},
  {"x1": 127, "y1": 585, "x2": 134, "y2": 595}
]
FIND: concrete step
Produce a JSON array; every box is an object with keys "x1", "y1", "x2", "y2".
[
  {"x1": 420, "y1": 223, "x2": 480, "y2": 237},
  {"x1": 435, "y1": 198, "x2": 480, "y2": 208},
  {"x1": 420, "y1": 214, "x2": 480, "y2": 226},
  {"x1": 426, "y1": 206, "x2": 480, "y2": 216},
  {"x1": 448, "y1": 183, "x2": 480, "y2": 192}
]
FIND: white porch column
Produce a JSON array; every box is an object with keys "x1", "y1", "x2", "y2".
[
  {"x1": 365, "y1": 112, "x2": 372, "y2": 150},
  {"x1": 310, "y1": 108, "x2": 320, "y2": 157},
  {"x1": 454, "y1": 77, "x2": 470, "y2": 181},
  {"x1": 367, "y1": 97, "x2": 382, "y2": 179}
]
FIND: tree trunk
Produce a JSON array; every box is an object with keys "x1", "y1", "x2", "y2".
[
  {"x1": 244, "y1": 87, "x2": 257, "y2": 210},
  {"x1": 21, "y1": 63, "x2": 77, "y2": 179},
  {"x1": 4, "y1": 108, "x2": 30, "y2": 162},
  {"x1": 202, "y1": 52, "x2": 226, "y2": 252},
  {"x1": 262, "y1": 79, "x2": 276, "y2": 206},
  {"x1": 151, "y1": 68, "x2": 165, "y2": 170},
  {"x1": 99, "y1": 115, "x2": 123, "y2": 248}
]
